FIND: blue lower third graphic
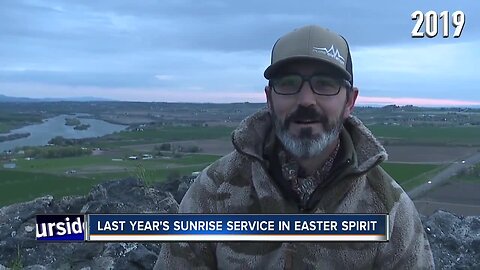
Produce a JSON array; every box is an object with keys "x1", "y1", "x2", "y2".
[{"x1": 86, "y1": 214, "x2": 389, "y2": 242}]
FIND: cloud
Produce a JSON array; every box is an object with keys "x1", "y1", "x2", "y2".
[
  {"x1": 357, "y1": 96, "x2": 480, "y2": 107},
  {"x1": 353, "y1": 41, "x2": 480, "y2": 100},
  {"x1": 3, "y1": 1, "x2": 479, "y2": 51},
  {"x1": 0, "y1": 82, "x2": 266, "y2": 103},
  {"x1": 0, "y1": 0, "x2": 479, "y2": 103},
  {"x1": 155, "y1": 75, "x2": 175, "y2": 81}
]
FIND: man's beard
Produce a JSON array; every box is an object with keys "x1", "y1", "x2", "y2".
[{"x1": 272, "y1": 105, "x2": 345, "y2": 159}]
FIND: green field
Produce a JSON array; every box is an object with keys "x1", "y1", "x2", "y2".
[
  {"x1": 0, "y1": 170, "x2": 100, "y2": 206},
  {"x1": 0, "y1": 123, "x2": 9, "y2": 133},
  {"x1": 381, "y1": 162, "x2": 443, "y2": 191},
  {"x1": 0, "y1": 113, "x2": 44, "y2": 133},
  {"x1": 0, "y1": 165, "x2": 210, "y2": 207},
  {"x1": 2, "y1": 104, "x2": 479, "y2": 209},
  {"x1": 368, "y1": 125, "x2": 480, "y2": 146},
  {"x1": 12, "y1": 154, "x2": 220, "y2": 174},
  {"x1": 0, "y1": 156, "x2": 441, "y2": 207},
  {"x1": 0, "y1": 153, "x2": 222, "y2": 207},
  {"x1": 381, "y1": 163, "x2": 440, "y2": 182}
]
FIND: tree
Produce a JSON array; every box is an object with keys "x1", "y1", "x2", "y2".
[{"x1": 156, "y1": 143, "x2": 171, "y2": 151}]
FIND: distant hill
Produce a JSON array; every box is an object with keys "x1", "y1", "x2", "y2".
[
  {"x1": 0, "y1": 94, "x2": 35, "y2": 102},
  {"x1": 0, "y1": 94, "x2": 115, "y2": 102}
]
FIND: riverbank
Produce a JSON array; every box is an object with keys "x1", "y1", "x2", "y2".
[{"x1": 0, "y1": 132, "x2": 30, "y2": 143}]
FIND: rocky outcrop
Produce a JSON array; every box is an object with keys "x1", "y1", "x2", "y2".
[
  {"x1": 155, "y1": 175, "x2": 196, "y2": 204},
  {"x1": 0, "y1": 178, "x2": 178, "y2": 269},
  {"x1": 422, "y1": 211, "x2": 480, "y2": 269},
  {"x1": 0, "y1": 177, "x2": 478, "y2": 269}
]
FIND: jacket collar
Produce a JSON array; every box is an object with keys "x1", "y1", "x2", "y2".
[{"x1": 231, "y1": 108, "x2": 388, "y2": 174}]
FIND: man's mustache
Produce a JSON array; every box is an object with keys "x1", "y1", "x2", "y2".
[{"x1": 284, "y1": 106, "x2": 328, "y2": 129}]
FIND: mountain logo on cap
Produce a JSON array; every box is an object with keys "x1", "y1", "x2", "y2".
[{"x1": 312, "y1": 45, "x2": 345, "y2": 66}]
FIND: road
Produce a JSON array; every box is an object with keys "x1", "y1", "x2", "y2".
[{"x1": 408, "y1": 151, "x2": 480, "y2": 199}]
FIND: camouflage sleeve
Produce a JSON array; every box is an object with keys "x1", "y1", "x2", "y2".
[
  {"x1": 154, "y1": 168, "x2": 218, "y2": 270},
  {"x1": 374, "y1": 192, "x2": 435, "y2": 269}
]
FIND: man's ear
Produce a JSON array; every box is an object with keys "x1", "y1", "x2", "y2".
[{"x1": 343, "y1": 87, "x2": 359, "y2": 119}]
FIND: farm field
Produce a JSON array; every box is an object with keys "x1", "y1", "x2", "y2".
[
  {"x1": 0, "y1": 123, "x2": 9, "y2": 133},
  {"x1": 384, "y1": 145, "x2": 479, "y2": 163},
  {"x1": 0, "y1": 154, "x2": 444, "y2": 207},
  {"x1": 96, "y1": 126, "x2": 234, "y2": 148},
  {"x1": 0, "y1": 153, "x2": 221, "y2": 207},
  {"x1": 1, "y1": 103, "x2": 480, "y2": 214},
  {"x1": 11, "y1": 153, "x2": 220, "y2": 173},
  {"x1": 381, "y1": 163, "x2": 440, "y2": 183},
  {"x1": 0, "y1": 170, "x2": 98, "y2": 206},
  {"x1": 414, "y1": 181, "x2": 480, "y2": 216},
  {"x1": 367, "y1": 124, "x2": 480, "y2": 146},
  {"x1": 158, "y1": 138, "x2": 479, "y2": 163}
]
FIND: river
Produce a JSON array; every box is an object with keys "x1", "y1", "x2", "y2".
[{"x1": 0, "y1": 114, "x2": 127, "y2": 152}]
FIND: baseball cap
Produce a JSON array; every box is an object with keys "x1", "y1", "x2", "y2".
[{"x1": 264, "y1": 25, "x2": 353, "y2": 84}]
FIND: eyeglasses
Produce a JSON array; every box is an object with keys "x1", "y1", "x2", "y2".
[{"x1": 270, "y1": 74, "x2": 351, "y2": 96}]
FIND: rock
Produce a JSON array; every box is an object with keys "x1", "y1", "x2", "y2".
[
  {"x1": 176, "y1": 176, "x2": 196, "y2": 202},
  {"x1": 154, "y1": 175, "x2": 196, "y2": 204},
  {"x1": 24, "y1": 265, "x2": 47, "y2": 270},
  {"x1": 24, "y1": 226, "x2": 34, "y2": 233},
  {"x1": 0, "y1": 178, "x2": 178, "y2": 269},
  {"x1": 422, "y1": 211, "x2": 480, "y2": 269},
  {"x1": 114, "y1": 244, "x2": 159, "y2": 270}
]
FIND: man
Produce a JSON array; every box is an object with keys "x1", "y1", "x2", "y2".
[{"x1": 155, "y1": 25, "x2": 434, "y2": 269}]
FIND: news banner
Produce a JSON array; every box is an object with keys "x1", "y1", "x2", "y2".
[{"x1": 36, "y1": 214, "x2": 389, "y2": 242}]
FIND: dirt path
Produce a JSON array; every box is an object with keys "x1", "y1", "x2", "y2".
[{"x1": 414, "y1": 200, "x2": 480, "y2": 216}]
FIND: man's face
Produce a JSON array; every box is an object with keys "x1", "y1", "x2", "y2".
[{"x1": 266, "y1": 61, "x2": 357, "y2": 158}]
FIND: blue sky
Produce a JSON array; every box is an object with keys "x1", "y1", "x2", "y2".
[{"x1": 1, "y1": 0, "x2": 479, "y2": 105}]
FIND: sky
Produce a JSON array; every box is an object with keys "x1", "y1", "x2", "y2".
[{"x1": 1, "y1": 0, "x2": 479, "y2": 106}]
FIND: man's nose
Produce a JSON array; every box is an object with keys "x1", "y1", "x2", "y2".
[{"x1": 296, "y1": 81, "x2": 316, "y2": 107}]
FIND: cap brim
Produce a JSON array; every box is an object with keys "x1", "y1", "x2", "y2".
[{"x1": 264, "y1": 56, "x2": 351, "y2": 81}]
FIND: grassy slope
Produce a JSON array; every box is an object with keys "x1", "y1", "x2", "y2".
[
  {"x1": 0, "y1": 169, "x2": 100, "y2": 206},
  {"x1": 0, "y1": 154, "x2": 222, "y2": 207}
]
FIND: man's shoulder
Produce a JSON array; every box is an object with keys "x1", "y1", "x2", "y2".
[
  {"x1": 364, "y1": 165, "x2": 410, "y2": 213},
  {"x1": 197, "y1": 150, "x2": 257, "y2": 187},
  {"x1": 180, "y1": 150, "x2": 263, "y2": 213}
]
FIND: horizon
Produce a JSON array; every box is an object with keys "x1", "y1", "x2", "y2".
[
  {"x1": 2, "y1": 93, "x2": 480, "y2": 109},
  {"x1": 1, "y1": 0, "x2": 479, "y2": 106}
]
